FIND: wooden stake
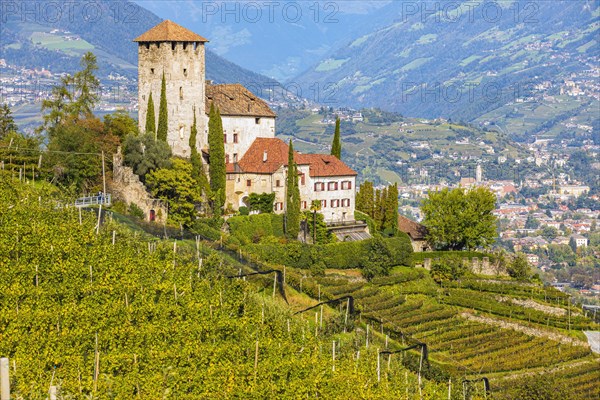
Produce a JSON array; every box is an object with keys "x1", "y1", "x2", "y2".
[
  {"x1": 253, "y1": 341, "x2": 259, "y2": 383},
  {"x1": 49, "y1": 386, "x2": 57, "y2": 400},
  {"x1": 320, "y1": 305, "x2": 323, "y2": 328},
  {"x1": 366, "y1": 324, "x2": 370, "y2": 348},
  {"x1": 376, "y1": 348, "x2": 380, "y2": 382},
  {"x1": 272, "y1": 273, "x2": 277, "y2": 298},
  {"x1": 448, "y1": 377, "x2": 452, "y2": 400},
  {"x1": 112, "y1": 231, "x2": 116, "y2": 245},
  {"x1": 332, "y1": 341, "x2": 336, "y2": 372},
  {"x1": 0, "y1": 357, "x2": 10, "y2": 400},
  {"x1": 96, "y1": 204, "x2": 102, "y2": 235},
  {"x1": 78, "y1": 207, "x2": 82, "y2": 225}
]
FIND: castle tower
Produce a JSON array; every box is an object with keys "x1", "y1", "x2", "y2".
[{"x1": 134, "y1": 20, "x2": 209, "y2": 157}]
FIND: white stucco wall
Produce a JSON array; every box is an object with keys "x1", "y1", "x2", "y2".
[{"x1": 220, "y1": 116, "x2": 275, "y2": 162}]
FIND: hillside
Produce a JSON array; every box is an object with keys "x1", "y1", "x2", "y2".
[
  {"x1": 0, "y1": 1, "x2": 279, "y2": 87},
  {"x1": 292, "y1": 0, "x2": 599, "y2": 125},
  {"x1": 276, "y1": 108, "x2": 533, "y2": 186},
  {"x1": 0, "y1": 178, "x2": 447, "y2": 398}
]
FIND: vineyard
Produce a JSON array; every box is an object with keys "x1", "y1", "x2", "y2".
[
  {"x1": 1, "y1": 177, "x2": 599, "y2": 399},
  {"x1": 0, "y1": 178, "x2": 453, "y2": 399},
  {"x1": 304, "y1": 268, "x2": 600, "y2": 399}
]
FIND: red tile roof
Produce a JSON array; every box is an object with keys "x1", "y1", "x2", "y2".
[
  {"x1": 229, "y1": 138, "x2": 356, "y2": 178},
  {"x1": 134, "y1": 20, "x2": 209, "y2": 43},
  {"x1": 296, "y1": 154, "x2": 357, "y2": 177},
  {"x1": 206, "y1": 84, "x2": 276, "y2": 118}
]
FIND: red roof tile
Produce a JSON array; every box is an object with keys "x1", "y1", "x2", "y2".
[
  {"x1": 230, "y1": 138, "x2": 356, "y2": 178},
  {"x1": 296, "y1": 154, "x2": 357, "y2": 177},
  {"x1": 134, "y1": 20, "x2": 209, "y2": 42}
]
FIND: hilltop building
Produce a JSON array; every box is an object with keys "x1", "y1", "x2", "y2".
[{"x1": 134, "y1": 21, "x2": 357, "y2": 223}]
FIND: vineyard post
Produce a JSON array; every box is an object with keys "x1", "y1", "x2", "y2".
[
  {"x1": 93, "y1": 333, "x2": 100, "y2": 394},
  {"x1": 0, "y1": 357, "x2": 9, "y2": 400},
  {"x1": 96, "y1": 203, "x2": 102, "y2": 235},
  {"x1": 35, "y1": 265, "x2": 39, "y2": 287},
  {"x1": 332, "y1": 341, "x2": 336, "y2": 372},
  {"x1": 315, "y1": 312, "x2": 318, "y2": 337},
  {"x1": 320, "y1": 305, "x2": 323, "y2": 328},
  {"x1": 448, "y1": 378, "x2": 451, "y2": 400},
  {"x1": 418, "y1": 345, "x2": 424, "y2": 399},
  {"x1": 376, "y1": 348, "x2": 380, "y2": 382},
  {"x1": 385, "y1": 335, "x2": 388, "y2": 348},
  {"x1": 366, "y1": 324, "x2": 370, "y2": 348},
  {"x1": 318, "y1": 285, "x2": 321, "y2": 301},
  {"x1": 101, "y1": 151, "x2": 106, "y2": 198},
  {"x1": 344, "y1": 298, "x2": 349, "y2": 333},
  {"x1": 253, "y1": 341, "x2": 259, "y2": 384},
  {"x1": 112, "y1": 231, "x2": 116, "y2": 245},
  {"x1": 49, "y1": 385, "x2": 57, "y2": 400},
  {"x1": 272, "y1": 274, "x2": 277, "y2": 298},
  {"x1": 79, "y1": 207, "x2": 82, "y2": 225}
]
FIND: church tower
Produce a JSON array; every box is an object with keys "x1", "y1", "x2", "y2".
[{"x1": 134, "y1": 20, "x2": 209, "y2": 157}]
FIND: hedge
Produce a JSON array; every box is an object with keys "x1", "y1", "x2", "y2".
[
  {"x1": 246, "y1": 234, "x2": 414, "y2": 272},
  {"x1": 227, "y1": 213, "x2": 284, "y2": 245}
]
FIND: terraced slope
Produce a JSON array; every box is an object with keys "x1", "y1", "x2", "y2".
[{"x1": 310, "y1": 267, "x2": 600, "y2": 399}]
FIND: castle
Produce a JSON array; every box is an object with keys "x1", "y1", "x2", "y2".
[{"x1": 134, "y1": 21, "x2": 357, "y2": 224}]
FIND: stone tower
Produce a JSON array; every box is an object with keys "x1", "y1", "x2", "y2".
[
  {"x1": 476, "y1": 163, "x2": 483, "y2": 183},
  {"x1": 134, "y1": 20, "x2": 209, "y2": 157}
]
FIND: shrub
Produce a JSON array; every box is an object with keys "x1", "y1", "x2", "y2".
[
  {"x1": 247, "y1": 192, "x2": 275, "y2": 214},
  {"x1": 238, "y1": 206, "x2": 249, "y2": 216},
  {"x1": 430, "y1": 256, "x2": 467, "y2": 284},
  {"x1": 227, "y1": 214, "x2": 285, "y2": 245},
  {"x1": 129, "y1": 202, "x2": 145, "y2": 220},
  {"x1": 361, "y1": 236, "x2": 394, "y2": 280}
]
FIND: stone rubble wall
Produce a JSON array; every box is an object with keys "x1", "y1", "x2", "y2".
[{"x1": 111, "y1": 148, "x2": 168, "y2": 223}]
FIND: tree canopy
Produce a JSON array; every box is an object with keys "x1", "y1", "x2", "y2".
[
  {"x1": 331, "y1": 117, "x2": 341, "y2": 159},
  {"x1": 285, "y1": 140, "x2": 300, "y2": 239},
  {"x1": 421, "y1": 187, "x2": 497, "y2": 250},
  {"x1": 208, "y1": 104, "x2": 226, "y2": 214}
]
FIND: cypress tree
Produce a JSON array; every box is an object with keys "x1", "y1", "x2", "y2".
[
  {"x1": 285, "y1": 140, "x2": 301, "y2": 239},
  {"x1": 357, "y1": 181, "x2": 375, "y2": 217},
  {"x1": 145, "y1": 92, "x2": 156, "y2": 137},
  {"x1": 331, "y1": 117, "x2": 342, "y2": 159},
  {"x1": 208, "y1": 103, "x2": 226, "y2": 214},
  {"x1": 157, "y1": 72, "x2": 168, "y2": 142},
  {"x1": 190, "y1": 108, "x2": 209, "y2": 196},
  {"x1": 384, "y1": 184, "x2": 399, "y2": 233}
]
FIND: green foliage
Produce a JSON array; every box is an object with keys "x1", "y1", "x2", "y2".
[
  {"x1": 356, "y1": 181, "x2": 398, "y2": 234},
  {"x1": 45, "y1": 118, "x2": 111, "y2": 192},
  {"x1": 331, "y1": 117, "x2": 342, "y2": 159},
  {"x1": 208, "y1": 104, "x2": 226, "y2": 213},
  {"x1": 248, "y1": 192, "x2": 275, "y2": 214},
  {"x1": 421, "y1": 186, "x2": 497, "y2": 250},
  {"x1": 39, "y1": 52, "x2": 100, "y2": 135},
  {"x1": 429, "y1": 256, "x2": 467, "y2": 283},
  {"x1": 303, "y1": 210, "x2": 333, "y2": 244},
  {"x1": 0, "y1": 103, "x2": 18, "y2": 138},
  {"x1": 145, "y1": 158, "x2": 201, "y2": 227},
  {"x1": 157, "y1": 72, "x2": 168, "y2": 142},
  {"x1": 128, "y1": 202, "x2": 145, "y2": 219},
  {"x1": 361, "y1": 236, "x2": 394, "y2": 280},
  {"x1": 123, "y1": 133, "x2": 172, "y2": 180},
  {"x1": 103, "y1": 109, "x2": 138, "y2": 139},
  {"x1": 227, "y1": 213, "x2": 284, "y2": 245},
  {"x1": 145, "y1": 91, "x2": 156, "y2": 136},
  {"x1": 247, "y1": 235, "x2": 413, "y2": 271},
  {"x1": 507, "y1": 252, "x2": 531, "y2": 280},
  {"x1": 71, "y1": 52, "x2": 100, "y2": 118},
  {"x1": 285, "y1": 140, "x2": 301, "y2": 239},
  {"x1": 189, "y1": 109, "x2": 209, "y2": 198},
  {"x1": 238, "y1": 206, "x2": 249, "y2": 215}
]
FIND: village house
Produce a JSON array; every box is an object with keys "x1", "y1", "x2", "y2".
[{"x1": 133, "y1": 20, "x2": 358, "y2": 223}]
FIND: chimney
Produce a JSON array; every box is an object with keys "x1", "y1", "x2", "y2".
[{"x1": 263, "y1": 151, "x2": 268, "y2": 162}]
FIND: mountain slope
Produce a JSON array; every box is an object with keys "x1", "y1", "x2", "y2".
[
  {"x1": 292, "y1": 0, "x2": 599, "y2": 120},
  {"x1": 0, "y1": 0, "x2": 279, "y2": 87}
]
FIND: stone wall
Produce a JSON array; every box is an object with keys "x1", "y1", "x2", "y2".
[
  {"x1": 421, "y1": 256, "x2": 508, "y2": 277},
  {"x1": 137, "y1": 41, "x2": 207, "y2": 157},
  {"x1": 111, "y1": 148, "x2": 168, "y2": 223}
]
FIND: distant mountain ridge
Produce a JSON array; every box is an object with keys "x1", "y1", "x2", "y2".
[
  {"x1": 0, "y1": 0, "x2": 279, "y2": 88},
  {"x1": 291, "y1": 0, "x2": 599, "y2": 120}
]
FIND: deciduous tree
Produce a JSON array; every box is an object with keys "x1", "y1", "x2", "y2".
[{"x1": 421, "y1": 187, "x2": 497, "y2": 250}]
